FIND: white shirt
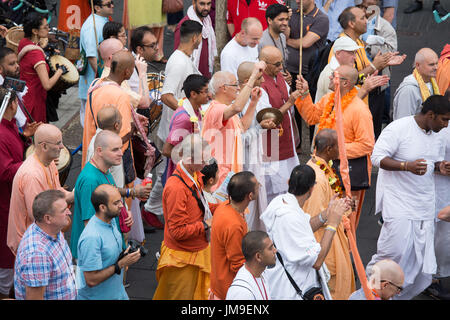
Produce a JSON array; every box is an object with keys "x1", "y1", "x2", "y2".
[
  {"x1": 220, "y1": 38, "x2": 259, "y2": 77},
  {"x1": 86, "y1": 128, "x2": 125, "y2": 188},
  {"x1": 371, "y1": 116, "x2": 444, "y2": 221},
  {"x1": 226, "y1": 265, "x2": 271, "y2": 300},
  {"x1": 435, "y1": 126, "x2": 450, "y2": 217},
  {"x1": 0, "y1": 75, "x2": 27, "y2": 128},
  {"x1": 260, "y1": 192, "x2": 331, "y2": 300},
  {"x1": 157, "y1": 50, "x2": 200, "y2": 142}
]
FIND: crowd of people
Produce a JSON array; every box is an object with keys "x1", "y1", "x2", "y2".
[{"x1": 0, "y1": 0, "x2": 450, "y2": 302}]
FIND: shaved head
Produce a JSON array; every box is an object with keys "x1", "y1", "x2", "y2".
[
  {"x1": 336, "y1": 65, "x2": 358, "y2": 85},
  {"x1": 415, "y1": 48, "x2": 439, "y2": 81},
  {"x1": 314, "y1": 129, "x2": 337, "y2": 153},
  {"x1": 259, "y1": 45, "x2": 282, "y2": 62},
  {"x1": 415, "y1": 48, "x2": 438, "y2": 64},
  {"x1": 237, "y1": 61, "x2": 255, "y2": 84},
  {"x1": 110, "y1": 50, "x2": 135, "y2": 76},
  {"x1": 240, "y1": 17, "x2": 263, "y2": 48},
  {"x1": 99, "y1": 38, "x2": 124, "y2": 67},
  {"x1": 97, "y1": 105, "x2": 122, "y2": 133},
  {"x1": 34, "y1": 124, "x2": 62, "y2": 145},
  {"x1": 369, "y1": 259, "x2": 404, "y2": 299},
  {"x1": 94, "y1": 129, "x2": 122, "y2": 150}
]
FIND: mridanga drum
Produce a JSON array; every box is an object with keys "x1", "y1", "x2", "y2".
[
  {"x1": 147, "y1": 72, "x2": 164, "y2": 132},
  {"x1": 25, "y1": 145, "x2": 73, "y2": 187},
  {"x1": 48, "y1": 55, "x2": 79, "y2": 93}
]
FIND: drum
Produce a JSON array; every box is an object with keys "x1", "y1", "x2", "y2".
[
  {"x1": 25, "y1": 144, "x2": 73, "y2": 187},
  {"x1": 48, "y1": 54, "x2": 80, "y2": 93},
  {"x1": 5, "y1": 27, "x2": 48, "y2": 54},
  {"x1": 147, "y1": 72, "x2": 164, "y2": 132}
]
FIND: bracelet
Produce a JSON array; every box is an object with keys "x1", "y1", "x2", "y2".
[
  {"x1": 126, "y1": 188, "x2": 130, "y2": 198},
  {"x1": 318, "y1": 211, "x2": 326, "y2": 224},
  {"x1": 131, "y1": 188, "x2": 136, "y2": 200},
  {"x1": 325, "y1": 225, "x2": 337, "y2": 232},
  {"x1": 405, "y1": 161, "x2": 408, "y2": 172},
  {"x1": 114, "y1": 261, "x2": 121, "y2": 275},
  {"x1": 370, "y1": 62, "x2": 377, "y2": 71},
  {"x1": 400, "y1": 161, "x2": 405, "y2": 171},
  {"x1": 301, "y1": 90, "x2": 310, "y2": 97}
]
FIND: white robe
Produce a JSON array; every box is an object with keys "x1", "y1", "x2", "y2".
[
  {"x1": 434, "y1": 126, "x2": 450, "y2": 278},
  {"x1": 239, "y1": 90, "x2": 271, "y2": 231},
  {"x1": 368, "y1": 115, "x2": 444, "y2": 299},
  {"x1": 260, "y1": 193, "x2": 332, "y2": 300},
  {"x1": 226, "y1": 265, "x2": 271, "y2": 300}
]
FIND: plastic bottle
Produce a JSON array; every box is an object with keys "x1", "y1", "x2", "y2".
[{"x1": 137, "y1": 173, "x2": 152, "y2": 201}]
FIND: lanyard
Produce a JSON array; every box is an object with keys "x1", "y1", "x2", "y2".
[{"x1": 252, "y1": 274, "x2": 268, "y2": 300}]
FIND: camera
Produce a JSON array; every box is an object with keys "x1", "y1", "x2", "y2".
[{"x1": 119, "y1": 239, "x2": 148, "y2": 259}]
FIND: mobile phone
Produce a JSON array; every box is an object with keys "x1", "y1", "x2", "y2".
[{"x1": 3, "y1": 77, "x2": 26, "y2": 93}]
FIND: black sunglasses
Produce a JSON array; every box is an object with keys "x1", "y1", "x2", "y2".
[{"x1": 100, "y1": 1, "x2": 114, "y2": 8}]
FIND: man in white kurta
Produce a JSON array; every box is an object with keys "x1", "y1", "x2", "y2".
[
  {"x1": 433, "y1": 125, "x2": 450, "y2": 297},
  {"x1": 368, "y1": 113, "x2": 447, "y2": 300},
  {"x1": 260, "y1": 192, "x2": 332, "y2": 300}
]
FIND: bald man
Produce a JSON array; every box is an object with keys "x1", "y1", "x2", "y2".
[
  {"x1": 350, "y1": 259, "x2": 404, "y2": 300},
  {"x1": 71, "y1": 130, "x2": 151, "y2": 260},
  {"x1": 221, "y1": 18, "x2": 263, "y2": 77},
  {"x1": 295, "y1": 65, "x2": 375, "y2": 229},
  {"x1": 393, "y1": 48, "x2": 441, "y2": 120},
  {"x1": 99, "y1": 38, "x2": 149, "y2": 109},
  {"x1": 202, "y1": 61, "x2": 266, "y2": 192},
  {"x1": 86, "y1": 105, "x2": 124, "y2": 188},
  {"x1": 7, "y1": 124, "x2": 73, "y2": 255},
  {"x1": 258, "y1": 46, "x2": 302, "y2": 205},
  {"x1": 82, "y1": 50, "x2": 136, "y2": 168}
]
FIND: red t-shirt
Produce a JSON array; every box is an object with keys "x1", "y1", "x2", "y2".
[
  {"x1": 226, "y1": 0, "x2": 284, "y2": 36},
  {"x1": 18, "y1": 38, "x2": 49, "y2": 123}
]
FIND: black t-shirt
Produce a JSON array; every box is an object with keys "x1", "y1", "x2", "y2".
[{"x1": 286, "y1": 6, "x2": 329, "y2": 75}]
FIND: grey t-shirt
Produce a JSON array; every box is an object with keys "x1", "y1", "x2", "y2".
[
  {"x1": 286, "y1": 6, "x2": 329, "y2": 75},
  {"x1": 258, "y1": 29, "x2": 289, "y2": 69}
]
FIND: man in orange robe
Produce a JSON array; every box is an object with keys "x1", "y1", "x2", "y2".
[
  {"x1": 295, "y1": 65, "x2": 375, "y2": 229},
  {"x1": 437, "y1": 44, "x2": 450, "y2": 94},
  {"x1": 303, "y1": 129, "x2": 355, "y2": 300}
]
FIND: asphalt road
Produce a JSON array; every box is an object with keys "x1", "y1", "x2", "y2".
[{"x1": 46, "y1": 0, "x2": 450, "y2": 300}]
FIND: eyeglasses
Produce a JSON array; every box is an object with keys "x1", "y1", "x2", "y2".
[
  {"x1": 100, "y1": 1, "x2": 114, "y2": 8},
  {"x1": 141, "y1": 42, "x2": 158, "y2": 50},
  {"x1": 331, "y1": 72, "x2": 348, "y2": 81},
  {"x1": 39, "y1": 140, "x2": 63, "y2": 146},
  {"x1": 223, "y1": 83, "x2": 239, "y2": 88},
  {"x1": 266, "y1": 61, "x2": 283, "y2": 67},
  {"x1": 381, "y1": 280, "x2": 403, "y2": 293}
]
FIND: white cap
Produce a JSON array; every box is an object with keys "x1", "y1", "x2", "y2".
[{"x1": 333, "y1": 36, "x2": 362, "y2": 53}]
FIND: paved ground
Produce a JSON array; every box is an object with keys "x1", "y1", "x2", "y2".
[{"x1": 49, "y1": 0, "x2": 450, "y2": 300}]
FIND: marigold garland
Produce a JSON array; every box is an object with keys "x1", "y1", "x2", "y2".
[
  {"x1": 318, "y1": 87, "x2": 359, "y2": 131},
  {"x1": 313, "y1": 156, "x2": 345, "y2": 198}
]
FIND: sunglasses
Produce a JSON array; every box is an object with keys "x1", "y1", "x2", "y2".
[
  {"x1": 381, "y1": 280, "x2": 403, "y2": 293},
  {"x1": 266, "y1": 61, "x2": 283, "y2": 68},
  {"x1": 100, "y1": 1, "x2": 114, "y2": 8},
  {"x1": 141, "y1": 42, "x2": 158, "y2": 50}
]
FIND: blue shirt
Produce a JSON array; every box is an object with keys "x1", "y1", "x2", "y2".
[
  {"x1": 315, "y1": 0, "x2": 355, "y2": 41},
  {"x1": 76, "y1": 215, "x2": 128, "y2": 300},
  {"x1": 70, "y1": 162, "x2": 123, "y2": 259},
  {"x1": 78, "y1": 14, "x2": 108, "y2": 100}
]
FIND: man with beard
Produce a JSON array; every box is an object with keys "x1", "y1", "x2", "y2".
[
  {"x1": 174, "y1": 0, "x2": 217, "y2": 79},
  {"x1": 0, "y1": 47, "x2": 36, "y2": 130},
  {"x1": 368, "y1": 95, "x2": 450, "y2": 299},
  {"x1": 226, "y1": 231, "x2": 277, "y2": 300},
  {"x1": 76, "y1": 184, "x2": 141, "y2": 300}
]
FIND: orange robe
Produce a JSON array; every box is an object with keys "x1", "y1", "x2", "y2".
[
  {"x1": 81, "y1": 79, "x2": 132, "y2": 168},
  {"x1": 437, "y1": 44, "x2": 450, "y2": 94},
  {"x1": 210, "y1": 201, "x2": 247, "y2": 300},
  {"x1": 295, "y1": 92, "x2": 375, "y2": 227},
  {"x1": 303, "y1": 157, "x2": 355, "y2": 300}
]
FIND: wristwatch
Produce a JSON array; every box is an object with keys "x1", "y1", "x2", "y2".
[{"x1": 114, "y1": 261, "x2": 121, "y2": 275}]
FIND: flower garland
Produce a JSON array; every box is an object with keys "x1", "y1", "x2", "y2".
[
  {"x1": 318, "y1": 87, "x2": 358, "y2": 131},
  {"x1": 178, "y1": 98, "x2": 205, "y2": 123},
  {"x1": 313, "y1": 156, "x2": 345, "y2": 198}
]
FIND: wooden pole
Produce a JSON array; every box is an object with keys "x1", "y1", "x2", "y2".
[
  {"x1": 215, "y1": 0, "x2": 229, "y2": 72},
  {"x1": 298, "y1": 0, "x2": 303, "y2": 76}
]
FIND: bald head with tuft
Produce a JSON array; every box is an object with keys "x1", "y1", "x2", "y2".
[
  {"x1": 110, "y1": 50, "x2": 135, "y2": 77},
  {"x1": 99, "y1": 38, "x2": 124, "y2": 67},
  {"x1": 97, "y1": 105, "x2": 122, "y2": 133}
]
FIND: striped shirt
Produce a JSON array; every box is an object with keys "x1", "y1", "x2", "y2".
[{"x1": 14, "y1": 223, "x2": 76, "y2": 300}]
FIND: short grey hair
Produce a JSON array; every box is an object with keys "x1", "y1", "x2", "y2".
[{"x1": 209, "y1": 71, "x2": 234, "y2": 96}]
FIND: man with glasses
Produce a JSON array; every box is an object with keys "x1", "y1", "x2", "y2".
[
  {"x1": 7, "y1": 124, "x2": 74, "y2": 255},
  {"x1": 201, "y1": 61, "x2": 266, "y2": 191},
  {"x1": 221, "y1": 18, "x2": 263, "y2": 78},
  {"x1": 295, "y1": 65, "x2": 375, "y2": 229},
  {"x1": 259, "y1": 45, "x2": 302, "y2": 204},
  {"x1": 350, "y1": 259, "x2": 404, "y2": 300},
  {"x1": 78, "y1": 0, "x2": 114, "y2": 128},
  {"x1": 174, "y1": 0, "x2": 217, "y2": 79}
]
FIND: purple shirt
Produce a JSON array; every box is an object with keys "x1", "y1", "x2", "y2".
[{"x1": 14, "y1": 223, "x2": 76, "y2": 300}]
